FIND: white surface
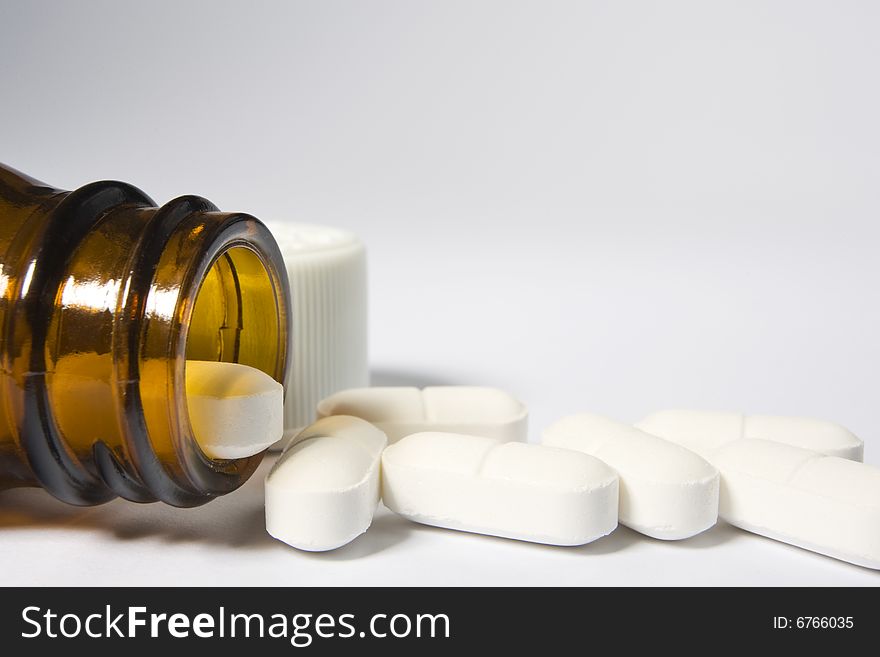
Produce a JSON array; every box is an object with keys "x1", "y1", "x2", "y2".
[
  {"x1": 266, "y1": 417, "x2": 386, "y2": 551},
  {"x1": 318, "y1": 386, "x2": 528, "y2": 443},
  {"x1": 638, "y1": 410, "x2": 864, "y2": 460},
  {"x1": 382, "y1": 433, "x2": 618, "y2": 546},
  {"x1": 712, "y1": 439, "x2": 880, "y2": 570},
  {"x1": 543, "y1": 414, "x2": 719, "y2": 540},
  {"x1": 264, "y1": 222, "x2": 368, "y2": 445},
  {"x1": 185, "y1": 360, "x2": 284, "y2": 460},
  {"x1": 1, "y1": 0, "x2": 879, "y2": 585}
]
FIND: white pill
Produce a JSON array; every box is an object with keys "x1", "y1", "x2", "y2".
[
  {"x1": 543, "y1": 414, "x2": 719, "y2": 540},
  {"x1": 185, "y1": 360, "x2": 284, "y2": 460},
  {"x1": 317, "y1": 386, "x2": 527, "y2": 443},
  {"x1": 265, "y1": 416, "x2": 387, "y2": 551},
  {"x1": 636, "y1": 410, "x2": 863, "y2": 461},
  {"x1": 381, "y1": 432, "x2": 618, "y2": 546},
  {"x1": 711, "y1": 439, "x2": 880, "y2": 570}
]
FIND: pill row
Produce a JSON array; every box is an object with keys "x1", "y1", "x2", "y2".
[{"x1": 265, "y1": 387, "x2": 879, "y2": 570}]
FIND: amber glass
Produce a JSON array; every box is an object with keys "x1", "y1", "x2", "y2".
[{"x1": 0, "y1": 163, "x2": 290, "y2": 507}]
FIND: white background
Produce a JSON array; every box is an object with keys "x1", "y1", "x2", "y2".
[{"x1": 1, "y1": 0, "x2": 878, "y2": 585}]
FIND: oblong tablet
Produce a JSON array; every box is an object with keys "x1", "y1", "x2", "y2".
[
  {"x1": 185, "y1": 360, "x2": 284, "y2": 459},
  {"x1": 712, "y1": 439, "x2": 880, "y2": 570},
  {"x1": 636, "y1": 410, "x2": 863, "y2": 461},
  {"x1": 543, "y1": 414, "x2": 719, "y2": 540},
  {"x1": 265, "y1": 416, "x2": 387, "y2": 551},
  {"x1": 317, "y1": 386, "x2": 528, "y2": 443},
  {"x1": 381, "y1": 432, "x2": 618, "y2": 546}
]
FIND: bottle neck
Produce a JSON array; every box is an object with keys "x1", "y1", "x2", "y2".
[{"x1": 0, "y1": 163, "x2": 290, "y2": 506}]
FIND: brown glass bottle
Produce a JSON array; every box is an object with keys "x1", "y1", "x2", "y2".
[{"x1": 0, "y1": 163, "x2": 290, "y2": 507}]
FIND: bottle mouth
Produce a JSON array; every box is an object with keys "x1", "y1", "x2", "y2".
[
  {"x1": 165, "y1": 213, "x2": 290, "y2": 502},
  {"x1": 187, "y1": 244, "x2": 284, "y2": 380},
  {"x1": 126, "y1": 201, "x2": 291, "y2": 506}
]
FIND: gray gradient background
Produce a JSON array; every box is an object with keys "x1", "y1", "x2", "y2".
[{"x1": 1, "y1": 0, "x2": 878, "y2": 585}]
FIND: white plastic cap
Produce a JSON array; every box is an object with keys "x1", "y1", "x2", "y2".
[{"x1": 265, "y1": 222, "x2": 369, "y2": 449}]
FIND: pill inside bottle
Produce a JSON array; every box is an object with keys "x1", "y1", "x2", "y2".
[{"x1": 185, "y1": 360, "x2": 284, "y2": 460}]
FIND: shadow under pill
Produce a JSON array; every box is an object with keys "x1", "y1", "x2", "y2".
[
  {"x1": 293, "y1": 513, "x2": 411, "y2": 561},
  {"x1": 559, "y1": 525, "x2": 646, "y2": 556},
  {"x1": 584, "y1": 522, "x2": 736, "y2": 553},
  {"x1": 370, "y1": 367, "x2": 461, "y2": 388},
  {"x1": 720, "y1": 523, "x2": 880, "y2": 576},
  {"x1": 667, "y1": 522, "x2": 737, "y2": 549},
  {"x1": 377, "y1": 518, "x2": 640, "y2": 556}
]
